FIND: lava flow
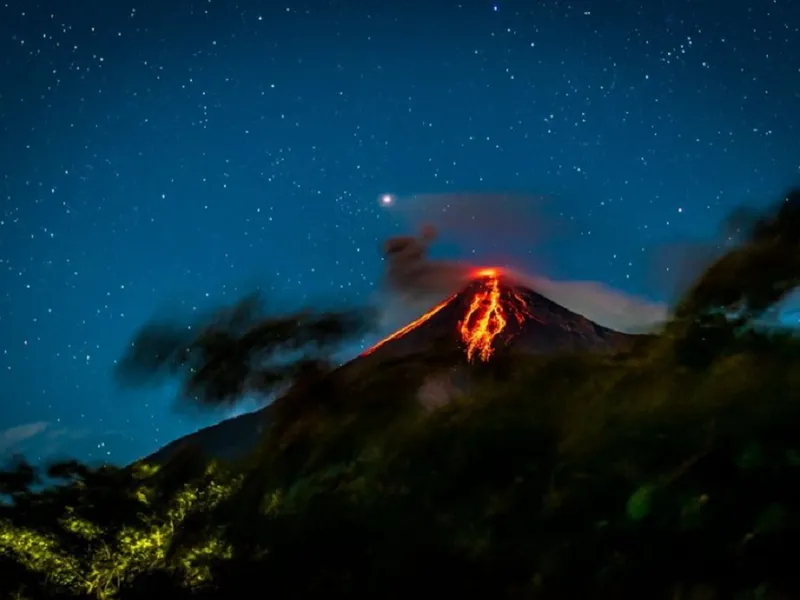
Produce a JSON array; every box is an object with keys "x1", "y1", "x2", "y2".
[
  {"x1": 362, "y1": 267, "x2": 533, "y2": 361},
  {"x1": 362, "y1": 293, "x2": 456, "y2": 357},
  {"x1": 459, "y1": 268, "x2": 531, "y2": 362}
]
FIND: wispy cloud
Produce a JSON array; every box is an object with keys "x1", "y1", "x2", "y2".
[
  {"x1": 0, "y1": 421, "x2": 50, "y2": 454},
  {"x1": 0, "y1": 421, "x2": 128, "y2": 460},
  {"x1": 523, "y1": 275, "x2": 669, "y2": 333}
]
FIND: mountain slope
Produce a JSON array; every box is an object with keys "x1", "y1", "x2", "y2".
[
  {"x1": 144, "y1": 408, "x2": 270, "y2": 465},
  {"x1": 141, "y1": 270, "x2": 638, "y2": 464}
]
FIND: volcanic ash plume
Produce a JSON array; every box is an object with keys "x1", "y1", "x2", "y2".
[{"x1": 382, "y1": 224, "x2": 473, "y2": 304}]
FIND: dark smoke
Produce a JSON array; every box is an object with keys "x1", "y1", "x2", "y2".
[{"x1": 383, "y1": 224, "x2": 473, "y2": 303}]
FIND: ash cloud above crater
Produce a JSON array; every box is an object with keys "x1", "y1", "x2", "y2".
[{"x1": 377, "y1": 193, "x2": 668, "y2": 334}]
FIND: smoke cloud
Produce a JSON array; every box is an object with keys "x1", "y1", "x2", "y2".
[
  {"x1": 513, "y1": 274, "x2": 669, "y2": 333},
  {"x1": 385, "y1": 192, "x2": 566, "y2": 244},
  {"x1": 383, "y1": 224, "x2": 473, "y2": 302},
  {"x1": 378, "y1": 218, "x2": 669, "y2": 334}
]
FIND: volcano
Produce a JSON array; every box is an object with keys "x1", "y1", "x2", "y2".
[
  {"x1": 361, "y1": 268, "x2": 632, "y2": 362},
  {"x1": 142, "y1": 269, "x2": 636, "y2": 465}
]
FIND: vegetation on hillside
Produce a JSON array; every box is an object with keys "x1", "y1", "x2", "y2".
[{"x1": 1, "y1": 189, "x2": 799, "y2": 599}]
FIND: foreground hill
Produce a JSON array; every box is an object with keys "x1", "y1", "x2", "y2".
[{"x1": 4, "y1": 325, "x2": 800, "y2": 600}]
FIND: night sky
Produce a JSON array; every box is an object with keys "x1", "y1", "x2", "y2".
[{"x1": 1, "y1": 0, "x2": 798, "y2": 465}]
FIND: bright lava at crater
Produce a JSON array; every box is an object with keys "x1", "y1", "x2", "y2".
[{"x1": 363, "y1": 267, "x2": 533, "y2": 362}]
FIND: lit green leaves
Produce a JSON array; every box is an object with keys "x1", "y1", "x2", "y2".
[{"x1": 626, "y1": 484, "x2": 656, "y2": 521}]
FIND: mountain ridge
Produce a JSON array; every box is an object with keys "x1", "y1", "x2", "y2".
[{"x1": 142, "y1": 273, "x2": 639, "y2": 465}]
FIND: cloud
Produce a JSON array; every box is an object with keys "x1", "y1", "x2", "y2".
[
  {"x1": 381, "y1": 224, "x2": 473, "y2": 302},
  {"x1": 384, "y1": 192, "x2": 568, "y2": 244},
  {"x1": 0, "y1": 421, "x2": 129, "y2": 460},
  {"x1": 0, "y1": 421, "x2": 49, "y2": 454},
  {"x1": 521, "y1": 275, "x2": 669, "y2": 333},
  {"x1": 377, "y1": 224, "x2": 669, "y2": 334}
]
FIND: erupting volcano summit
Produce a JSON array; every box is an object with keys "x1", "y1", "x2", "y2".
[
  {"x1": 363, "y1": 268, "x2": 632, "y2": 362},
  {"x1": 458, "y1": 268, "x2": 536, "y2": 361}
]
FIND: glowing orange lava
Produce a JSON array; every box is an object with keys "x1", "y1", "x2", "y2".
[
  {"x1": 459, "y1": 269, "x2": 530, "y2": 362},
  {"x1": 362, "y1": 294, "x2": 456, "y2": 356},
  {"x1": 362, "y1": 268, "x2": 533, "y2": 362}
]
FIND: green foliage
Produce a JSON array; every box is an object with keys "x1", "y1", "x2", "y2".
[{"x1": 0, "y1": 458, "x2": 241, "y2": 599}]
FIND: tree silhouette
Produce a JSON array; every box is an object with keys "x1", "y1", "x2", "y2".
[
  {"x1": 676, "y1": 189, "x2": 800, "y2": 323},
  {"x1": 669, "y1": 188, "x2": 800, "y2": 367},
  {"x1": 0, "y1": 456, "x2": 39, "y2": 500}
]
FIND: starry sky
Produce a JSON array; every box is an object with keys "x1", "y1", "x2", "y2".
[{"x1": 1, "y1": 0, "x2": 798, "y2": 465}]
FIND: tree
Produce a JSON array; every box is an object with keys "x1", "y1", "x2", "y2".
[
  {"x1": 0, "y1": 456, "x2": 38, "y2": 501},
  {"x1": 668, "y1": 188, "x2": 800, "y2": 367},
  {"x1": 676, "y1": 189, "x2": 800, "y2": 322}
]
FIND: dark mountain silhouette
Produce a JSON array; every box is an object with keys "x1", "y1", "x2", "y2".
[
  {"x1": 145, "y1": 408, "x2": 270, "y2": 465},
  {"x1": 142, "y1": 271, "x2": 639, "y2": 465}
]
